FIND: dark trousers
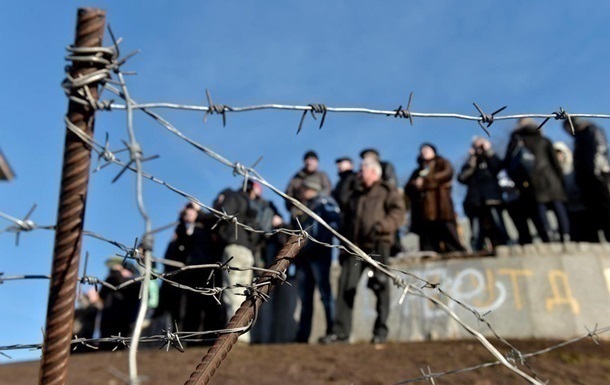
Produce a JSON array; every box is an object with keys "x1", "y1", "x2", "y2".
[
  {"x1": 419, "y1": 221, "x2": 465, "y2": 253},
  {"x1": 569, "y1": 209, "x2": 600, "y2": 242},
  {"x1": 537, "y1": 201, "x2": 570, "y2": 242},
  {"x1": 507, "y1": 196, "x2": 549, "y2": 244},
  {"x1": 333, "y1": 244, "x2": 391, "y2": 340},
  {"x1": 468, "y1": 205, "x2": 510, "y2": 251},
  {"x1": 182, "y1": 291, "x2": 227, "y2": 346},
  {"x1": 296, "y1": 253, "x2": 334, "y2": 342}
]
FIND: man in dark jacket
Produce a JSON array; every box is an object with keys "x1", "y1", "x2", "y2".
[
  {"x1": 321, "y1": 158, "x2": 405, "y2": 344},
  {"x1": 458, "y1": 137, "x2": 510, "y2": 251},
  {"x1": 332, "y1": 157, "x2": 358, "y2": 222},
  {"x1": 405, "y1": 144, "x2": 465, "y2": 253},
  {"x1": 99, "y1": 257, "x2": 141, "y2": 349},
  {"x1": 293, "y1": 178, "x2": 340, "y2": 343},
  {"x1": 214, "y1": 186, "x2": 260, "y2": 342},
  {"x1": 564, "y1": 118, "x2": 610, "y2": 240},
  {"x1": 285, "y1": 150, "x2": 332, "y2": 218},
  {"x1": 505, "y1": 118, "x2": 570, "y2": 243}
]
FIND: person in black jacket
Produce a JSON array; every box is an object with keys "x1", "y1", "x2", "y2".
[
  {"x1": 563, "y1": 118, "x2": 610, "y2": 241},
  {"x1": 293, "y1": 178, "x2": 340, "y2": 343},
  {"x1": 213, "y1": 186, "x2": 260, "y2": 342},
  {"x1": 505, "y1": 118, "x2": 570, "y2": 244},
  {"x1": 332, "y1": 157, "x2": 358, "y2": 224},
  {"x1": 99, "y1": 257, "x2": 141, "y2": 350},
  {"x1": 156, "y1": 202, "x2": 226, "y2": 339},
  {"x1": 458, "y1": 137, "x2": 510, "y2": 251}
]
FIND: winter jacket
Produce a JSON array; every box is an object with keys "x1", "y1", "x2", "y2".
[
  {"x1": 572, "y1": 122, "x2": 610, "y2": 201},
  {"x1": 504, "y1": 124, "x2": 566, "y2": 203},
  {"x1": 554, "y1": 142, "x2": 586, "y2": 213},
  {"x1": 405, "y1": 156, "x2": 456, "y2": 231},
  {"x1": 285, "y1": 169, "x2": 332, "y2": 212},
  {"x1": 457, "y1": 149, "x2": 504, "y2": 215},
  {"x1": 343, "y1": 181, "x2": 405, "y2": 249},
  {"x1": 295, "y1": 193, "x2": 341, "y2": 256},
  {"x1": 332, "y1": 170, "x2": 358, "y2": 213},
  {"x1": 214, "y1": 189, "x2": 259, "y2": 251}
]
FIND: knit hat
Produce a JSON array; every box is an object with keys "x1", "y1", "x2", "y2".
[{"x1": 303, "y1": 150, "x2": 318, "y2": 160}]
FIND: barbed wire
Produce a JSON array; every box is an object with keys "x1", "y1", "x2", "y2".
[
  {"x1": 107, "y1": 93, "x2": 607, "y2": 136},
  {"x1": 397, "y1": 325, "x2": 610, "y2": 384}
]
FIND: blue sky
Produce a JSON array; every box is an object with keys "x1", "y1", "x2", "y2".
[{"x1": 1, "y1": 1, "x2": 610, "y2": 361}]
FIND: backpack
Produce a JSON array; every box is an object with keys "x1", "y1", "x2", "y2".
[{"x1": 507, "y1": 135, "x2": 536, "y2": 187}]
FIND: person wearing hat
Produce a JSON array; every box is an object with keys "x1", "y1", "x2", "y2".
[
  {"x1": 405, "y1": 143, "x2": 465, "y2": 253},
  {"x1": 563, "y1": 118, "x2": 610, "y2": 241},
  {"x1": 321, "y1": 158, "x2": 405, "y2": 345},
  {"x1": 332, "y1": 156, "x2": 358, "y2": 216},
  {"x1": 285, "y1": 150, "x2": 332, "y2": 218},
  {"x1": 504, "y1": 118, "x2": 569, "y2": 244},
  {"x1": 292, "y1": 176, "x2": 340, "y2": 343},
  {"x1": 360, "y1": 148, "x2": 398, "y2": 187},
  {"x1": 98, "y1": 257, "x2": 141, "y2": 349}
]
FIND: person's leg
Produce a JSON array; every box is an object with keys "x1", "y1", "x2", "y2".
[
  {"x1": 549, "y1": 201, "x2": 571, "y2": 242},
  {"x1": 507, "y1": 198, "x2": 533, "y2": 245},
  {"x1": 440, "y1": 221, "x2": 466, "y2": 252},
  {"x1": 330, "y1": 254, "x2": 363, "y2": 340},
  {"x1": 487, "y1": 205, "x2": 510, "y2": 247},
  {"x1": 531, "y1": 202, "x2": 551, "y2": 242},
  {"x1": 468, "y1": 214, "x2": 482, "y2": 251},
  {"x1": 296, "y1": 261, "x2": 315, "y2": 343},
  {"x1": 311, "y1": 254, "x2": 335, "y2": 336},
  {"x1": 372, "y1": 244, "x2": 391, "y2": 341},
  {"x1": 222, "y1": 244, "x2": 254, "y2": 342}
]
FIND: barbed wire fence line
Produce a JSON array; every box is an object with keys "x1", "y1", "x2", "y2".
[{"x1": 1, "y1": 8, "x2": 609, "y2": 385}]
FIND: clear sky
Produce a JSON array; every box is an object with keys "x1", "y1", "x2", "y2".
[{"x1": 1, "y1": 1, "x2": 610, "y2": 361}]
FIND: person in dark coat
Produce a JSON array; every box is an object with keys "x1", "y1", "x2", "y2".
[
  {"x1": 285, "y1": 150, "x2": 332, "y2": 218},
  {"x1": 293, "y1": 178, "x2": 340, "y2": 343},
  {"x1": 156, "y1": 202, "x2": 226, "y2": 339},
  {"x1": 505, "y1": 118, "x2": 570, "y2": 243},
  {"x1": 321, "y1": 158, "x2": 405, "y2": 344},
  {"x1": 332, "y1": 156, "x2": 358, "y2": 227},
  {"x1": 458, "y1": 137, "x2": 511, "y2": 251},
  {"x1": 563, "y1": 118, "x2": 610, "y2": 240},
  {"x1": 554, "y1": 142, "x2": 598, "y2": 242},
  {"x1": 99, "y1": 257, "x2": 141, "y2": 349},
  {"x1": 405, "y1": 143, "x2": 465, "y2": 253},
  {"x1": 360, "y1": 148, "x2": 403, "y2": 255}
]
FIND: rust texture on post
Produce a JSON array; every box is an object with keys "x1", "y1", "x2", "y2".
[
  {"x1": 184, "y1": 235, "x2": 306, "y2": 385},
  {"x1": 39, "y1": 8, "x2": 106, "y2": 385}
]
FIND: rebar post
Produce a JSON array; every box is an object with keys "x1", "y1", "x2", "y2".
[
  {"x1": 184, "y1": 235, "x2": 306, "y2": 385},
  {"x1": 39, "y1": 8, "x2": 106, "y2": 385}
]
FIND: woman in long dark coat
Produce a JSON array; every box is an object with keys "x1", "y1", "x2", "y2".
[
  {"x1": 505, "y1": 118, "x2": 570, "y2": 243},
  {"x1": 405, "y1": 143, "x2": 465, "y2": 253}
]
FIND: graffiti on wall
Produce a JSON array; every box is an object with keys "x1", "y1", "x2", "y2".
[{"x1": 374, "y1": 266, "x2": 582, "y2": 321}]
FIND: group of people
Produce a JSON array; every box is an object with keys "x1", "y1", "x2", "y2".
[
  {"x1": 74, "y1": 117, "x2": 610, "y2": 348},
  {"x1": 457, "y1": 117, "x2": 610, "y2": 250}
]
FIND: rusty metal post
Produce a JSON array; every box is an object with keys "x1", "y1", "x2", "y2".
[
  {"x1": 184, "y1": 235, "x2": 306, "y2": 385},
  {"x1": 39, "y1": 8, "x2": 106, "y2": 385}
]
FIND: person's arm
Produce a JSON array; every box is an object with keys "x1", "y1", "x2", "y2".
[
  {"x1": 383, "y1": 162, "x2": 398, "y2": 187},
  {"x1": 423, "y1": 158, "x2": 453, "y2": 189},
  {"x1": 375, "y1": 189, "x2": 406, "y2": 234},
  {"x1": 321, "y1": 172, "x2": 332, "y2": 196},
  {"x1": 457, "y1": 155, "x2": 477, "y2": 184}
]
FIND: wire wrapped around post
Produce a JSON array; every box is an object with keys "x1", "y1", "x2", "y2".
[
  {"x1": 39, "y1": 8, "x2": 106, "y2": 385},
  {"x1": 184, "y1": 235, "x2": 306, "y2": 385}
]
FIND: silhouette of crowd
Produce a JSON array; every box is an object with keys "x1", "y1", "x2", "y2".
[{"x1": 74, "y1": 117, "x2": 610, "y2": 348}]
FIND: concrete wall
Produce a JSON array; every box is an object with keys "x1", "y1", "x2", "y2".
[{"x1": 306, "y1": 243, "x2": 610, "y2": 343}]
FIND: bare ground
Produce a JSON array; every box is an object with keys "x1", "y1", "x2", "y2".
[{"x1": 1, "y1": 339, "x2": 609, "y2": 385}]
